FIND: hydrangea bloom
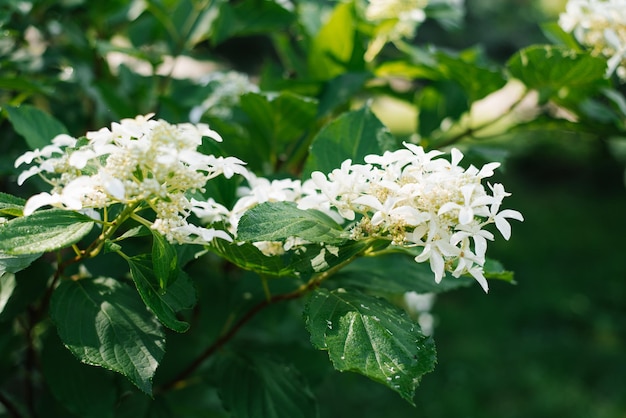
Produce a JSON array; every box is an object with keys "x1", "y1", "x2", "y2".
[
  {"x1": 15, "y1": 114, "x2": 248, "y2": 245},
  {"x1": 559, "y1": 0, "x2": 626, "y2": 79},
  {"x1": 189, "y1": 71, "x2": 259, "y2": 122},
  {"x1": 299, "y1": 143, "x2": 523, "y2": 292}
]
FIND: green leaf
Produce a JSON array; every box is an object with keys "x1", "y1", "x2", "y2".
[
  {"x1": 308, "y1": 2, "x2": 358, "y2": 80},
  {"x1": 41, "y1": 331, "x2": 116, "y2": 418},
  {"x1": 217, "y1": 353, "x2": 319, "y2": 418},
  {"x1": 507, "y1": 45, "x2": 608, "y2": 104},
  {"x1": 4, "y1": 104, "x2": 69, "y2": 150},
  {"x1": 304, "y1": 288, "x2": 436, "y2": 404},
  {"x1": 212, "y1": 0, "x2": 295, "y2": 45},
  {"x1": 483, "y1": 258, "x2": 515, "y2": 283},
  {"x1": 0, "y1": 192, "x2": 25, "y2": 217},
  {"x1": 237, "y1": 201, "x2": 345, "y2": 244},
  {"x1": 127, "y1": 255, "x2": 196, "y2": 333},
  {"x1": 317, "y1": 72, "x2": 371, "y2": 117},
  {"x1": 0, "y1": 252, "x2": 42, "y2": 277},
  {"x1": 239, "y1": 91, "x2": 318, "y2": 163},
  {"x1": 335, "y1": 253, "x2": 474, "y2": 294},
  {"x1": 303, "y1": 105, "x2": 395, "y2": 178},
  {"x1": 0, "y1": 209, "x2": 94, "y2": 255},
  {"x1": 151, "y1": 231, "x2": 178, "y2": 288},
  {"x1": 50, "y1": 277, "x2": 165, "y2": 394}
]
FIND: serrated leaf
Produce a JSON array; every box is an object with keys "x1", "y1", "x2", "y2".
[
  {"x1": 4, "y1": 104, "x2": 69, "y2": 150},
  {"x1": 0, "y1": 209, "x2": 94, "y2": 255},
  {"x1": 217, "y1": 353, "x2": 319, "y2": 418},
  {"x1": 50, "y1": 277, "x2": 165, "y2": 394},
  {"x1": 304, "y1": 288, "x2": 436, "y2": 404},
  {"x1": 151, "y1": 231, "x2": 178, "y2": 288},
  {"x1": 335, "y1": 253, "x2": 474, "y2": 294},
  {"x1": 303, "y1": 106, "x2": 395, "y2": 178},
  {"x1": 127, "y1": 255, "x2": 196, "y2": 333},
  {"x1": 41, "y1": 331, "x2": 116, "y2": 418},
  {"x1": 237, "y1": 201, "x2": 345, "y2": 244}
]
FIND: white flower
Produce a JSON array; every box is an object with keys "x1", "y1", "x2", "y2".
[
  {"x1": 559, "y1": 0, "x2": 626, "y2": 80},
  {"x1": 15, "y1": 114, "x2": 248, "y2": 245}
]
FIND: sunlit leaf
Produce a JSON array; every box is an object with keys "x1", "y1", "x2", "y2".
[
  {"x1": 0, "y1": 210, "x2": 94, "y2": 255},
  {"x1": 303, "y1": 105, "x2": 395, "y2": 178},
  {"x1": 237, "y1": 201, "x2": 344, "y2": 244},
  {"x1": 304, "y1": 288, "x2": 436, "y2": 404}
]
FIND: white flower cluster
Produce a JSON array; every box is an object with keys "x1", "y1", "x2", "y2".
[
  {"x1": 15, "y1": 114, "x2": 248, "y2": 245},
  {"x1": 559, "y1": 0, "x2": 626, "y2": 79},
  {"x1": 299, "y1": 143, "x2": 523, "y2": 292}
]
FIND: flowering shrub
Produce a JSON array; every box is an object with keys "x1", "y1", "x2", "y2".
[{"x1": 0, "y1": 0, "x2": 625, "y2": 417}]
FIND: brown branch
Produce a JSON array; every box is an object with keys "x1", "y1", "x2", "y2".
[{"x1": 158, "y1": 275, "x2": 323, "y2": 392}]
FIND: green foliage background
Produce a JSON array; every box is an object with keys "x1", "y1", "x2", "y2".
[{"x1": 1, "y1": 0, "x2": 625, "y2": 417}]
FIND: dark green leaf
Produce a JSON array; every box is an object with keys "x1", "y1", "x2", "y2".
[
  {"x1": 127, "y1": 255, "x2": 196, "y2": 333},
  {"x1": 4, "y1": 104, "x2": 69, "y2": 150},
  {"x1": 303, "y1": 106, "x2": 395, "y2": 178},
  {"x1": 483, "y1": 258, "x2": 515, "y2": 283},
  {"x1": 237, "y1": 201, "x2": 345, "y2": 244},
  {"x1": 335, "y1": 253, "x2": 474, "y2": 294},
  {"x1": 212, "y1": 0, "x2": 295, "y2": 45},
  {"x1": 239, "y1": 91, "x2": 318, "y2": 162},
  {"x1": 0, "y1": 252, "x2": 42, "y2": 277},
  {"x1": 507, "y1": 45, "x2": 608, "y2": 105},
  {"x1": 0, "y1": 261, "x2": 50, "y2": 322},
  {"x1": 151, "y1": 231, "x2": 178, "y2": 288},
  {"x1": 304, "y1": 288, "x2": 436, "y2": 404},
  {"x1": 0, "y1": 209, "x2": 94, "y2": 255},
  {"x1": 41, "y1": 331, "x2": 116, "y2": 418},
  {"x1": 50, "y1": 277, "x2": 165, "y2": 394},
  {"x1": 317, "y1": 72, "x2": 371, "y2": 117},
  {"x1": 217, "y1": 353, "x2": 319, "y2": 418}
]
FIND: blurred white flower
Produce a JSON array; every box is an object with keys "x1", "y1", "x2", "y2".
[
  {"x1": 559, "y1": 0, "x2": 626, "y2": 79},
  {"x1": 189, "y1": 71, "x2": 259, "y2": 122}
]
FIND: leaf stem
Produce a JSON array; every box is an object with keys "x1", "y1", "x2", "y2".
[{"x1": 158, "y1": 251, "x2": 362, "y2": 392}]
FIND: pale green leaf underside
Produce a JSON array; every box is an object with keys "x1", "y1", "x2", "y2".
[
  {"x1": 50, "y1": 277, "x2": 165, "y2": 394},
  {"x1": 305, "y1": 288, "x2": 436, "y2": 404},
  {"x1": 0, "y1": 209, "x2": 94, "y2": 255}
]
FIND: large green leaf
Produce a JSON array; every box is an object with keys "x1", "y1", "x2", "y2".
[
  {"x1": 303, "y1": 105, "x2": 395, "y2": 178},
  {"x1": 50, "y1": 277, "x2": 165, "y2": 394},
  {"x1": 239, "y1": 91, "x2": 318, "y2": 161},
  {"x1": 304, "y1": 288, "x2": 436, "y2": 404},
  {"x1": 41, "y1": 331, "x2": 116, "y2": 418},
  {"x1": 237, "y1": 201, "x2": 345, "y2": 244},
  {"x1": 308, "y1": 2, "x2": 358, "y2": 80},
  {"x1": 211, "y1": 0, "x2": 295, "y2": 45},
  {"x1": 4, "y1": 104, "x2": 69, "y2": 150},
  {"x1": 0, "y1": 209, "x2": 94, "y2": 255},
  {"x1": 0, "y1": 261, "x2": 50, "y2": 322},
  {"x1": 127, "y1": 255, "x2": 196, "y2": 333},
  {"x1": 217, "y1": 353, "x2": 318, "y2": 418},
  {"x1": 334, "y1": 253, "x2": 474, "y2": 294},
  {"x1": 507, "y1": 45, "x2": 608, "y2": 104}
]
